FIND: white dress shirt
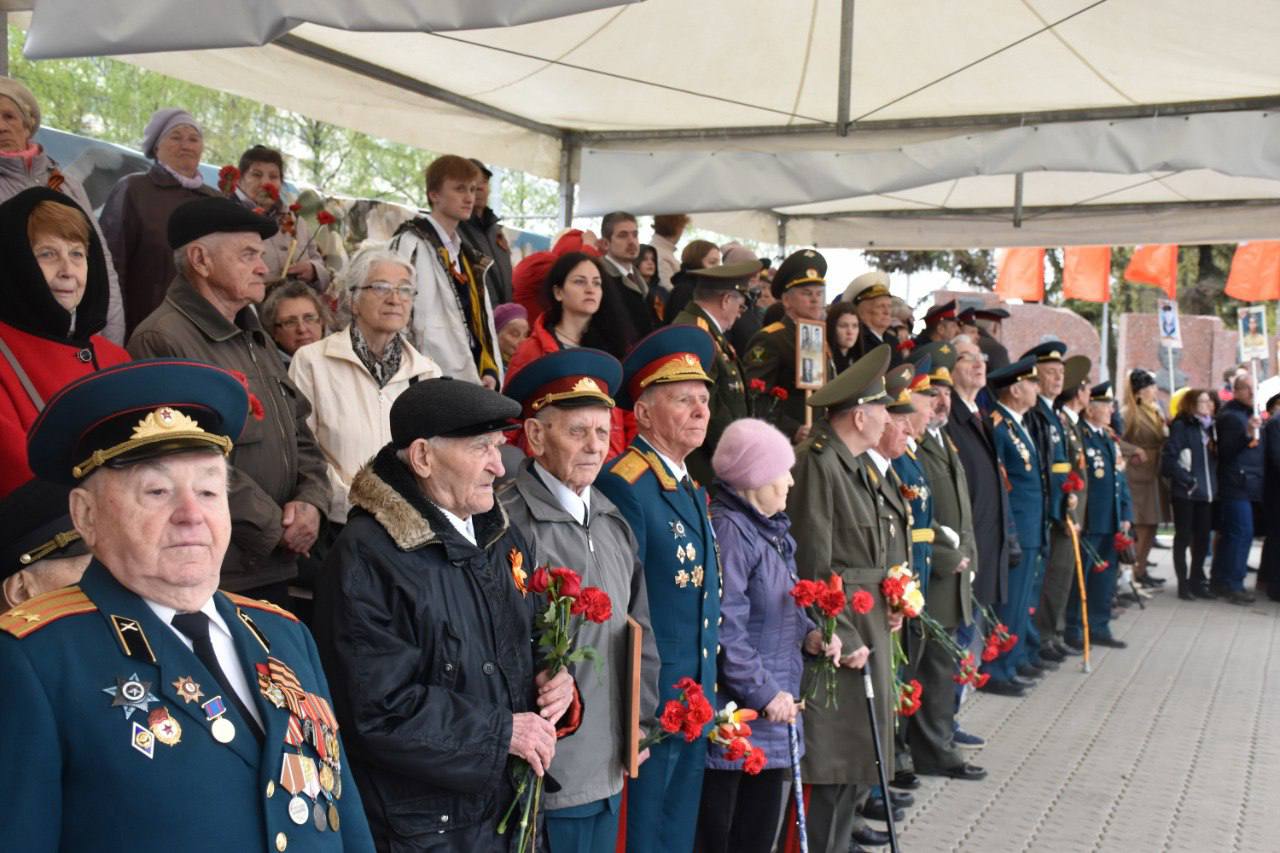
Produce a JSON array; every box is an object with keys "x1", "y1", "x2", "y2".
[
  {"x1": 535, "y1": 461, "x2": 591, "y2": 526},
  {"x1": 652, "y1": 447, "x2": 690, "y2": 484},
  {"x1": 425, "y1": 213, "x2": 464, "y2": 273},
  {"x1": 865, "y1": 448, "x2": 891, "y2": 476},
  {"x1": 437, "y1": 505, "x2": 477, "y2": 545},
  {"x1": 146, "y1": 597, "x2": 263, "y2": 726}
]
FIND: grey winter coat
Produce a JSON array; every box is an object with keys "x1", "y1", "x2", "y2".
[{"x1": 500, "y1": 460, "x2": 660, "y2": 810}]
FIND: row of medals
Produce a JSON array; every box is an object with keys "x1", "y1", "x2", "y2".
[{"x1": 259, "y1": 672, "x2": 344, "y2": 833}]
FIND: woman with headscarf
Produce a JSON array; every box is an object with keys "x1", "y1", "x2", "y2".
[
  {"x1": 0, "y1": 77, "x2": 126, "y2": 344},
  {"x1": 1122, "y1": 368, "x2": 1170, "y2": 587},
  {"x1": 0, "y1": 187, "x2": 130, "y2": 497},
  {"x1": 100, "y1": 107, "x2": 218, "y2": 337}
]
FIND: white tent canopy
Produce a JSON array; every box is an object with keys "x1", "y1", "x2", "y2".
[{"x1": 10, "y1": 0, "x2": 1280, "y2": 248}]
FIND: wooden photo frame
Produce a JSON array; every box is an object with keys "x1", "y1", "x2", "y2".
[
  {"x1": 795, "y1": 318, "x2": 827, "y2": 391},
  {"x1": 625, "y1": 615, "x2": 643, "y2": 778}
]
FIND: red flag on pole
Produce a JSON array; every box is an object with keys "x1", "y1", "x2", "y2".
[
  {"x1": 1062, "y1": 246, "x2": 1111, "y2": 302},
  {"x1": 1224, "y1": 241, "x2": 1280, "y2": 302},
  {"x1": 994, "y1": 247, "x2": 1045, "y2": 301},
  {"x1": 1123, "y1": 244, "x2": 1178, "y2": 299}
]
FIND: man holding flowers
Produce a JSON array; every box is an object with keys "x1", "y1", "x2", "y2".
[
  {"x1": 502, "y1": 349, "x2": 660, "y2": 853},
  {"x1": 313, "y1": 378, "x2": 579, "y2": 852},
  {"x1": 786, "y1": 344, "x2": 900, "y2": 853}
]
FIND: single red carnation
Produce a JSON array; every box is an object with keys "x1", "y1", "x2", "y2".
[
  {"x1": 790, "y1": 580, "x2": 820, "y2": 608},
  {"x1": 261, "y1": 182, "x2": 280, "y2": 202},
  {"x1": 999, "y1": 633, "x2": 1019, "y2": 654},
  {"x1": 550, "y1": 567, "x2": 582, "y2": 598},
  {"x1": 659, "y1": 700, "x2": 685, "y2": 733},
  {"x1": 770, "y1": 386, "x2": 789, "y2": 400},
  {"x1": 980, "y1": 645, "x2": 998, "y2": 662},
  {"x1": 576, "y1": 587, "x2": 613, "y2": 623},
  {"x1": 974, "y1": 672, "x2": 991, "y2": 688},
  {"x1": 725, "y1": 737, "x2": 748, "y2": 761},
  {"x1": 850, "y1": 589, "x2": 875, "y2": 615},
  {"x1": 316, "y1": 210, "x2": 336, "y2": 226},
  {"x1": 288, "y1": 202, "x2": 302, "y2": 213},
  {"x1": 528, "y1": 567, "x2": 549, "y2": 594},
  {"x1": 818, "y1": 588, "x2": 847, "y2": 618},
  {"x1": 749, "y1": 378, "x2": 766, "y2": 393},
  {"x1": 743, "y1": 748, "x2": 768, "y2": 775},
  {"x1": 674, "y1": 676, "x2": 699, "y2": 694}
]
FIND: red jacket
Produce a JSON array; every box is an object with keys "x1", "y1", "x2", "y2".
[
  {"x1": 0, "y1": 322, "x2": 130, "y2": 496},
  {"x1": 503, "y1": 315, "x2": 635, "y2": 459},
  {"x1": 512, "y1": 230, "x2": 601, "y2": 326}
]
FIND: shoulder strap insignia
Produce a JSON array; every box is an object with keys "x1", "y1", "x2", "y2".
[
  {"x1": 609, "y1": 449, "x2": 650, "y2": 485},
  {"x1": 762, "y1": 321, "x2": 785, "y2": 334},
  {"x1": 110, "y1": 614, "x2": 156, "y2": 663},
  {"x1": 225, "y1": 592, "x2": 300, "y2": 623},
  {"x1": 0, "y1": 586, "x2": 97, "y2": 639},
  {"x1": 695, "y1": 317, "x2": 710, "y2": 332},
  {"x1": 236, "y1": 608, "x2": 271, "y2": 653},
  {"x1": 946, "y1": 435, "x2": 960, "y2": 454},
  {"x1": 990, "y1": 411, "x2": 1004, "y2": 427},
  {"x1": 642, "y1": 451, "x2": 680, "y2": 491}
]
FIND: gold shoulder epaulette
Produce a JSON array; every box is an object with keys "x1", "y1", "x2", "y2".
[
  {"x1": 641, "y1": 451, "x2": 679, "y2": 491},
  {"x1": 225, "y1": 592, "x2": 300, "y2": 623},
  {"x1": 609, "y1": 449, "x2": 650, "y2": 485},
  {"x1": 0, "y1": 586, "x2": 97, "y2": 638},
  {"x1": 695, "y1": 317, "x2": 710, "y2": 332},
  {"x1": 762, "y1": 322, "x2": 785, "y2": 334},
  {"x1": 990, "y1": 411, "x2": 1004, "y2": 427}
]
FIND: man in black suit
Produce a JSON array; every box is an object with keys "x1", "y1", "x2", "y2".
[
  {"x1": 597, "y1": 211, "x2": 655, "y2": 351},
  {"x1": 946, "y1": 334, "x2": 1029, "y2": 698}
]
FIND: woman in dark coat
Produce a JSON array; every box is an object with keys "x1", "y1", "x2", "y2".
[
  {"x1": 99, "y1": 108, "x2": 217, "y2": 336},
  {"x1": 826, "y1": 301, "x2": 861, "y2": 375},
  {"x1": 1161, "y1": 389, "x2": 1218, "y2": 600},
  {"x1": 0, "y1": 186, "x2": 129, "y2": 498},
  {"x1": 695, "y1": 419, "x2": 839, "y2": 853}
]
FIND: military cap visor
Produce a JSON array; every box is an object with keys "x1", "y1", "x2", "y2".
[
  {"x1": 27, "y1": 360, "x2": 249, "y2": 485},
  {"x1": 0, "y1": 479, "x2": 87, "y2": 579},
  {"x1": 390, "y1": 377, "x2": 521, "y2": 446},
  {"x1": 167, "y1": 195, "x2": 279, "y2": 250},
  {"x1": 923, "y1": 300, "x2": 957, "y2": 326},
  {"x1": 1021, "y1": 340, "x2": 1067, "y2": 364},
  {"x1": 846, "y1": 270, "x2": 891, "y2": 305},
  {"x1": 975, "y1": 307, "x2": 1010, "y2": 321},
  {"x1": 503, "y1": 349, "x2": 623, "y2": 419},
  {"x1": 1090, "y1": 381, "x2": 1115, "y2": 401},
  {"x1": 908, "y1": 342, "x2": 956, "y2": 387},
  {"x1": 1063, "y1": 355, "x2": 1092, "y2": 390},
  {"x1": 619, "y1": 325, "x2": 715, "y2": 409},
  {"x1": 988, "y1": 356, "x2": 1039, "y2": 390},
  {"x1": 808, "y1": 343, "x2": 892, "y2": 409}
]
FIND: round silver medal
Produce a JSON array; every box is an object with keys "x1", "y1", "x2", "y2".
[
  {"x1": 288, "y1": 795, "x2": 309, "y2": 825},
  {"x1": 210, "y1": 716, "x2": 236, "y2": 744},
  {"x1": 313, "y1": 801, "x2": 328, "y2": 832}
]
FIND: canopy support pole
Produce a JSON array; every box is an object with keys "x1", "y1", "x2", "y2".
[
  {"x1": 777, "y1": 215, "x2": 789, "y2": 258},
  {"x1": 558, "y1": 138, "x2": 578, "y2": 228},
  {"x1": 836, "y1": 0, "x2": 856, "y2": 136},
  {"x1": 1, "y1": 14, "x2": 8, "y2": 77},
  {"x1": 1012, "y1": 173, "x2": 1024, "y2": 228},
  {"x1": 1099, "y1": 301, "x2": 1111, "y2": 382}
]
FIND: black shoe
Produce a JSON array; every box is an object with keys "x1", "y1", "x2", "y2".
[
  {"x1": 1034, "y1": 657, "x2": 1060, "y2": 671},
  {"x1": 1016, "y1": 663, "x2": 1045, "y2": 679},
  {"x1": 1055, "y1": 640, "x2": 1082, "y2": 656},
  {"x1": 919, "y1": 762, "x2": 988, "y2": 781},
  {"x1": 1063, "y1": 636, "x2": 1084, "y2": 651},
  {"x1": 1178, "y1": 588, "x2": 1196, "y2": 601},
  {"x1": 1137, "y1": 574, "x2": 1166, "y2": 587},
  {"x1": 1093, "y1": 635, "x2": 1128, "y2": 649},
  {"x1": 887, "y1": 789, "x2": 914, "y2": 808},
  {"x1": 980, "y1": 678, "x2": 1025, "y2": 697},
  {"x1": 1208, "y1": 584, "x2": 1230, "y2": 598},
  {"x1": 889, "y1": 771, "x2": 919, "y2": 790},
  {"x1": 1193, "y1": 584, "x2": 1215, "y2": 599},
  {"x1": 1039, "y1": 644, "x2": 1066, "y2": 662},
  {"x1": 1011, "y1": 675, "x2": 1039, "y2": 689},
  {"x1": 1228, "y1": 590, "x2": 1257, "y2": 605},
  {"x1": 859, "y1": 799, "x2": 905, "y2": 823},
  {"x1": 851, "y1": 825, "x2": 891, "y2": 847}
]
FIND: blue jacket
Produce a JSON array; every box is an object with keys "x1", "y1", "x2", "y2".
[
  {"x1": 0, "y1": 561, "x2": 374, "y2": 853},
  {"x1": 989, "y1": 404, "x2": 1045, "y2": 555},
  {"x1": 705, "y1": 485, "x2": 814, "y2": 770},
  {"x1": 595, "y1": 436, "x2": 720, "y2": 712},
  {"x1": 1081, "y1": 421, "x2": 1134, "y2": 534},
  {"x1": 1161, "y1": 416, "x2": 1217, "y2": 503},
  {"x1": 1029, "y1": 397, "x2": 1070, "y2": 524},
  {"x1": 1216, "y1": 399, "x2": 1264, "y2": 501},
  {"x1": 892, "y1": 448, "x2": 934, "y2": 597}
]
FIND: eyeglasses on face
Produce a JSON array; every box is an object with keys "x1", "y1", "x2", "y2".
[
  {"x1": 276, "y1": 313, "x2": 322, "y2": 330},
  {"x1": 355, "y1": 282, "x2": 417, "y2": 299}
]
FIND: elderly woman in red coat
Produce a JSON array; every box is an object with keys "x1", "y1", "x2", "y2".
[{"x1": 0, "y1": 186, "x2": 129, "y2": 497}]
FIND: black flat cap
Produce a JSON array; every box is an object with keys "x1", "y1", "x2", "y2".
[
  {"x1": 390, "y1": 378, "x2": 521, "y2": 447},
  {"x1": 167, "y1": 196, "x2": 278, "y2": 250},
  {"x1": 0, "y1": 479, "x2": 87, "y2": 580}
]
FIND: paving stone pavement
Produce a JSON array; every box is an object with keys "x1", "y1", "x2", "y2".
[{"x1": 895, "y1": 544, "x2": 1280, "y2": 853}]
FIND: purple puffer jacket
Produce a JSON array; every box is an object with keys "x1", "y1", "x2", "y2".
[{"x1": 706, "y1": 484, "x2": 816, "y2": 770}]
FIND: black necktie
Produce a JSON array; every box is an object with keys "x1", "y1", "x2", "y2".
[{"x1": 171, "y1": 611, "x2": 264, "y2": 743}]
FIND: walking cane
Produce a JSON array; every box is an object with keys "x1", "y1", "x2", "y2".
[
  {"x1": 1067, "y1": 519, "x2": 1091, "y2": 674},
  {"x1": 862, "y1": 650, "x2": 902, "y2": 853},
  {"x1": 787, "y1": 719, "x2": 808, "y2": 853}
]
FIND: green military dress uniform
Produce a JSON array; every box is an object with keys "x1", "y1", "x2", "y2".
[
  {"x1": 671, "y1": 292, "x2": 749, "y2": 486},
  {"x1": 785, "y1": 345, "x2": 894, "y2": 853}
]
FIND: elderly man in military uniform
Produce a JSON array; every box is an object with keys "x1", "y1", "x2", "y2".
[
  {"x1": 908, "y1": 343, "x2": 989, "y2": 760},
  {"x1": 743, "y1": 249, "x2": 831, "y2": 444},
  {"x1": 912, "y1": 300, "x2": 959, "y2": 349},
  {"x1": 0, "y1": 360, "x2": 375, "y2": 852},
  {"x1": 0, "y1": 479, "x2": 92, "y2": 613},
  {"x1": 1065, "y1": 382, "x2": 1134, "y2": 650},
  {"x1": 1037, "y1": 355, "x2": 1092, "y2": 662},
  {"x1": 312, "y1": 379, "x2": 579, "y2": 852},
  {"x1": 671, "y1": 259, "x2": 761, "y2": 485},
  {"x1": 501, "y1": 349, "x2": 660, "y2": 853},
  {"x1": 982, "y1": 356, "x2": 1046, "y2": 694},
  {"x1": 843, "y1": 271, "x2": 904, "y2": 366},
  {"x1": 786, "y1": 344, "x2": 902, "y2": 853},
  {"x1": 594, "y1": 325, "x2": 720, "y2": 853},
  {"x1": 1017, "y1": 341, "x2": 1070, "y2": 673}
]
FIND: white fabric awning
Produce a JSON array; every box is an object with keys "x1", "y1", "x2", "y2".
[{"x1": 10, "y1": 0, "x2": 1280, "y2": 248}]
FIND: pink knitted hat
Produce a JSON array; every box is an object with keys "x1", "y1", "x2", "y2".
[{"x1": 711, "y1": 418, "x2": 795, "y2": 491}]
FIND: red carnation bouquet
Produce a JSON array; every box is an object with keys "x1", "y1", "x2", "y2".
[
  {"x1": 971, "y1": 596, "x2": 1018, "y2": 663},
  {"x1": 748, "y1": 378, "x2": 790, "y2": 419},
  {"x1": 953, "y1": 651, "x2": 990, "y2": 689},
  {"x1": 498, "y1": 566, "x2": 611, "y2": 852},
  {"x1": 708, "y1": 703, "x2": 768, "y2": 775},
  {"x1": 1062, "y1": 470, "x2": 1085, "y2": 494},
  {"x1": 640, "y1": 676, "x2": 715, "y2": 749},
  {"x1": 792, "y1": 573, "x2": 849, "y2": 707},
  {"x1": 897, "y1": 678, "x2": 923, "y2": 716}
]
